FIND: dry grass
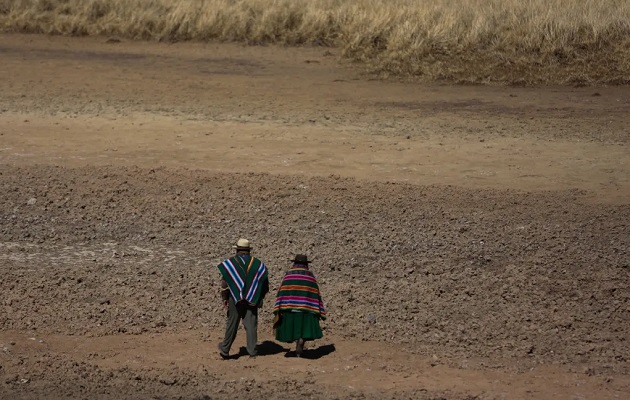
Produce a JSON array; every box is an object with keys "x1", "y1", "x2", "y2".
[{"x1": 1, "y1": 0, "x2": 629, "y2": 85}]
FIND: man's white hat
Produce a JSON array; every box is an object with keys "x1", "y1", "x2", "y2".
[{"x1": 233, "y1": 238, "x2": 252, "y2": 250}]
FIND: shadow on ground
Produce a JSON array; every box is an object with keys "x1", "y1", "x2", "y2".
[
  {"x1": 230, "y1": 341, "x2": 290, "y2": 359},
  {"x1": 257, "y1": 340, "x2": 290, "y2": 356},
  {"x1": 229, "y1": 341, "x2": 336, "y2": 359},
  {"x1": 284, "y1": 344, "x2": 336, "y2": 359}
]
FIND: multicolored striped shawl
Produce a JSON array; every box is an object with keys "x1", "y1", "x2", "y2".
[
  {"x1": 217, "y1": 254, "x2": 268, "y2": 305},
  {"x1": 273, "y1": 265, "x2": 326, "y2": 319}
]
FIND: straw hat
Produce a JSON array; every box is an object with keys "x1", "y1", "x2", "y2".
[{"x1": 233, "y1": 238, "x2": 252, "y2": 250}]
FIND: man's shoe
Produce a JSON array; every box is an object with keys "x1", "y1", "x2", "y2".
[{"x1": 218, "y1": 344, "x2": 229, "y2": 360}]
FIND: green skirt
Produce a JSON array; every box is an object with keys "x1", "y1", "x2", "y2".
[{"x1": 275, "y1": 311, "x2": 323, "y2": 343}]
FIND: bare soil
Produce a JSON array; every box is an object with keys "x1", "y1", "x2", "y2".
[{"x1": 0, "y1": 34, "x2": 629, "y2": 399}]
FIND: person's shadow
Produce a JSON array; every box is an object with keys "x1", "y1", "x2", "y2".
[
  {"x1": 232, "y1": 341, "x2": 289, "y2": 359},
  {"x1": 231, "y1": 341, "x2": 336, "y2": 359},
  {"x1": 284, "y1": 343, "x2": 336, "y2": 359},
  {"x1": 257, "y1": 340, "x2": 290, "y2": 356}
]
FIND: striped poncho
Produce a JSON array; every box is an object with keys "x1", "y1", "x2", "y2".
[
  {"x1": 217, "y1": 254, "x2": 268, "y2": 306},
  {"x1": 273, "y1": 266, "x2": 326, "y2": 320}
]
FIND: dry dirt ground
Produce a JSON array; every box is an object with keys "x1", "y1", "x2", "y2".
[{"x1": 0, "y1": 34, "x2": 629, "y2": 399}]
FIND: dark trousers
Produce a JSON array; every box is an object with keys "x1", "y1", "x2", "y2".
[{"x1": 218, "y1": 296, "x2": 259, "y2": 356}]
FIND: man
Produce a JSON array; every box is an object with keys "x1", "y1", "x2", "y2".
[{"x1": 217, "y1": 238, "x2": 269, "y2": 358}]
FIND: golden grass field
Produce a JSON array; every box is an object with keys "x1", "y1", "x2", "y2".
[{"x1": 1, "y1": 0, "x2": 629, "y2": 85}]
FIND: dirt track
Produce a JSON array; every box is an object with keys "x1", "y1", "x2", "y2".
[{"x1": 0, "y1": 34, "x2": 629, "y2": 399}]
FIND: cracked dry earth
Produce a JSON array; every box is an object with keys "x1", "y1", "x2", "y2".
[{"x1": 1, "y1": 34, "x2": 630, "y2": 399}]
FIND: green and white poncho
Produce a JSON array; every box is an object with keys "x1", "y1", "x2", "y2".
[{"x1": 217, "y1": 254, "x2": 269, "y2": 306}]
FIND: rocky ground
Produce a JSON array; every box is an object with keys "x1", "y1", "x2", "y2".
[
  {"x1": 0, "y1": 34, "x2": 629, "y2": 399},
  {"x1": 1, "y1": 165, "x2": 629, "y2": 399}
]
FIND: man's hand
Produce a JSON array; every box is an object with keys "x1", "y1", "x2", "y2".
[{"x1": 223, "y1": 299, "x2": 229, "y2": 308}]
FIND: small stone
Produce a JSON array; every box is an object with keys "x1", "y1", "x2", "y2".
[
  {"x1": 159, "y1": 376, "x2": 177, "y2": 385},
  {"x1": 27, "y1": 198, "x2": 37, "y2": 205},
  {"x1": 153, "y1": 320, "x2": 167, "y2": 328}
]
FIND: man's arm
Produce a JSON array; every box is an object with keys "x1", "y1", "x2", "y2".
[{"x1": 260, "y1": 277, "x2": 269, "y2": 299}]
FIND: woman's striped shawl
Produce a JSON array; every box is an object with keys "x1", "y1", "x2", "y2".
[
  {"x1": 273, "y1": 266, "x2": 326, "y2": 319},
  {"x1": 217, "y1": 254, "x2": 268, "y2": 305}
]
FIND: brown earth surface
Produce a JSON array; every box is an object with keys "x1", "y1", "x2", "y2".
[{"x1": 0, "y1": 34, "x2": 629, "y2": 399}]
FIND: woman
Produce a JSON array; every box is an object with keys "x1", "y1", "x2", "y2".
[{"x1": 273, "y1": 254, "x2": 326, "y2": 357}]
